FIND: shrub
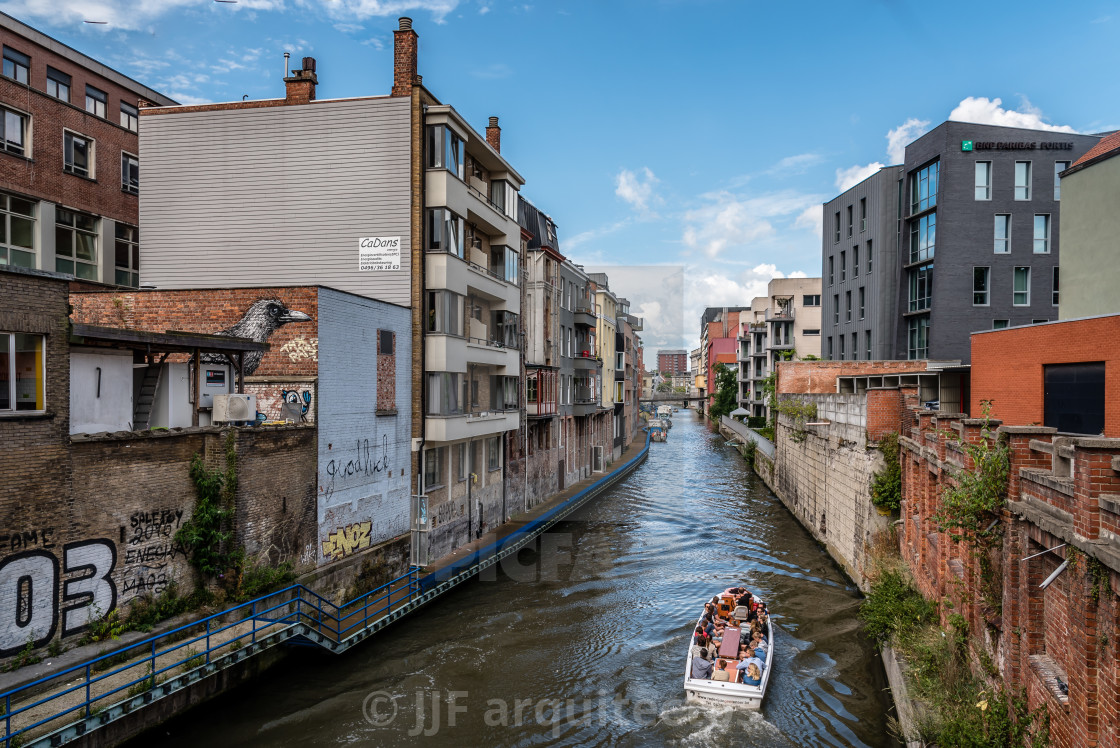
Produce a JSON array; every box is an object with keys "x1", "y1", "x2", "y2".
[
  {"x1": 870, "y1": 432, "x2": 902, "y2": 512},
  {"x1": 859, "y1": 568, "x2": 936, "y2": 646}
]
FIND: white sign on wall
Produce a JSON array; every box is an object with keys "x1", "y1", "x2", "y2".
[{"x1": 358, "y1": 236, "x2": 402, "y2": 271}]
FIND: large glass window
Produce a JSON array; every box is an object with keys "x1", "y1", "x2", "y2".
[
  {"x1": 973, "y1": 267, "x2": 990, "y2": 306},
  {"x1": 994, "y1": 214, "x2": 1011, "y2": 254},
  {"x1": 0, "y1": 107, "x2": 27, "y2": 157},
  {"x1": 55, "y1": 208, "x2": 98, "y2": 280},
  {"x1": 975, "y1": 161, "x2": 992, "y2": 200},
  {"x1": 490, "y1": 376, "x2": 518, "y2": 411},
  {"x1": 121, "y1": 152, "x2": 139, "y2": 195},
  {"x1": 492, "y1": 310, "x2": 519, "y2": 348},
  {"x1": 907, "y1": 316, "x2": 929, "y2": 359},
  {"x1": 1052, "y1": 267, "x2": 1059, "y2": 307},
  {"x1": 426, "y1": 290, "x2": 463, "y2": 336},
  {"x1": 908, "y1": 263, "x2": 933, "y2": 312},
  {"x1": 425, "y1": 207, "x2": 464, "y2": 257},
  {"x1": 425, "y1": 125, "x2": 464, "y2": 179},
  {"x1": 1014, "y1": 161, "x2": 1032, "y2": 200},
  {"x1": 0, "y1": 333, "x2": 44, "y2": 411},
  {"x1": 85, "y1": 85, "x2": 107, "y2": 119},
  {"x1": 114, "y1": 223, "x2": 139, "y2": 287},
  {"x1": 490, "y1": 179, "x2": 518, "y2": 220},
  {"x1": 910, "y1": 160, "x2": 939, "y2": 213},
  {"x1": 64, "y1": 132, "x2": 93, "y2": 178},
  {"x1": 1033, "y1": 214, "x2": 1050, "y2": 254},
  {"x1": 423, "y1": 446, "x2": 445, "y2": 489},
  {"x1": 504, "y1": 246, "x2": 519, "y2": 285},
  {"x1": 1054, "y1": 161, "x2": 1069, "y2": 200},
  {"x1": 0, "y1": 193, "x2": 35, "y2": 268},
  {"x1": 426, "y1": 372, "x2": 464, "y2": 415},
  {"x1": 46, "y1": 67, "x2": 70, "y2": 102},
  {"x1": 120, "y1": 102, "x2": 139, "y2": 132},
  {"x1": 2, "y1": 47, "x2": 29, "y2": 84},
  {"x1": 1014, "y1": 267, "x2": 1031, "y2": 306},
  {"x1": 909, "y1": 212, "x2": 936, "y2": 263}
]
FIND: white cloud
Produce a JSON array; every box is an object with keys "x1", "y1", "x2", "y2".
[
  {"x1": 681, "y1": 190, "x2": 822, "y2": 259},
  {"x1": 166, "y1": 91, "x2": 211, "y2": 105},
  {"x1": 361, "y1": 36, "x2": 386, "y2": 50},
  {"x1": 948, "y1": 96, "x2": 1077, "y2": 133},
  {"x1": 470, "y1": 63, "x2": 512, "y2": 79},
  {"x1": 794, "y1": 205, "x2": 822, "y2": 238},
  {"x1": 769, "y1": 152, "x2": 822, "y2": 175},
  {"x1": 615, "y1": 167, "x2": 659, "y2": 213},
  {"x1": 834, "y1": 162, "x2": 883, "y2": 192},
  {"x1": 887, "y1": 118, "x2": 930, "y2": 163},
  {"x1": 333, "y1": 21, "x2": 364, "y2": 32},
  {"x1": 564, "y1": 219, "x2": 630, "y2": 253}
]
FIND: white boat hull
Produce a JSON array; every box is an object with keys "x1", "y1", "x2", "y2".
[{"x1": 682, "y1": 590, "x2": 774, "y2": 710}]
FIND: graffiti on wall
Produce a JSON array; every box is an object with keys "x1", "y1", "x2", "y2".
[
  {"x1": 321, "y1": 521, "x2": 372, "y2": 561},
  {"x1": 321, "y1": 435, "x2": 390, "y2": 501},
  {"x1": 281, "y1": 389, "x2": 312, "y2": 422},
  {"x1": 279, "y1": 336, "x2": 318, "y2": 363},
  {"x1": 122, "y1": 509, "x2": 186, "y2": 599},
  {"x1": 201, "y1": 299, "x2": 312, "y2": 376}
]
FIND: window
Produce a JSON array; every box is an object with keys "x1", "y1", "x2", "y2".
[
  {"x1": 994, "y1": 214, "x2": 1011, "y2": 254},
  {"x1": 851, "y1": 332, "x2": 858, "y2": 360},
  {"x1": 834, "y1": 211, "x2": 840, "y2": 243},
  {"x1": 55, "y1": 208, "x2": 98, "y2": 280},
  {"x1": 910, "y1": 160, "x2": 939, "y2": 213},
  {"x1": 425, "y1": 125, "x2": 464, "y2": 178},
  {"x1": 121, "y1": 152, "x2": 139, "y2": 194},
  {"x1": 0, "y1": 333, "x2": 44, "y2": 411},
  {"x1": 973, "y1": 267, "x2": 990, "y2": 306},
  {"x1": 85, "y1": 85, "x2": 107, "y2": 118},
  {"x1": 64, "y1": 132, "x2": 93, "y2": 178},
  {"x1": 0, "y1": 107, "x2": 27, "y2": 157},
  {"x1": 491, "y1": 310, "x2": 518, "y2": 348},
  {"x1": 490, "y1": 376, "x2": 518, "y2": 410},
  {"x1": 802, "y1": 295, "x2": 820, "y2": 306},
  {"x1": 828, "y1": 256, "x2": 834, "y2": 285},
  {"x1": 845, "y1": 290, "x2": 851, "y2": 322},
  {"x1": 1052, "y1": 267, "x2": 1059, "y2": 306},
  {"x1": 614, "y1": 381, "x2": 623, "y2": 403},
  {"x1": 859, "y1": 198, "x2": 867, "y2": 232},
  {"x1": 908, "y1": 263, "x2": 933, "y2": 312},
  {"x1": 909, "y1": 212, "x2": 936, "y2": 263},
  {"x1": 865, "y1": 330, "x2": 872, "y2": 360},
  {"x1": 840, "y1": 250, "x2": 846, "y2": 281},
  {"x1": 1014, "y1": 161, "x2": 1031, "y2": 200},
  {"x1": 487, "y1": 436, "x2": 501, "y2": 471},
  {"x1": 490, "y1": 179, "x2": 517, "y2": 220},
  {"x1": 2, "y1": 47, "x2": 28, "y2": 84},
  {"x1": 425, "y1": 208, "x2": 464, "y2": 257},
  {"x1": 426, "y1": 372, "x2": 463, "y2": 415},
  {"x1": 867, "y1": 240, "x2": 872, "y2": 273},
  {"x1": 907, "y1": 316, "x2": 929, "y2": 360},
  {"x1": 827, "y1": 336, "x2": 833, "y2": 359},
  {"x1": 847, "y1": 205, "x2": 853, "y2": 237},
  {"x1": 504, "y1": 246, "x2": 519, "y2": 285},
  {"x1": 114, "y1": 223, "x2": 139, "y2": 287},
  {"x1": 975, "y1": 161, "x2": 992, "y2": 200},
  {"x1": 1033, "y1": 214, "x2": 1050, "y2": 254},
  {"x1": 858, "y1": 287, "x2": 865, "y2": 319},
  {"x1": 803, "y1": 328, "x2": 820, "y2": 335},
  {"x1": 423, "y1": 447, "x2": 445, "y2": 489},
  {"x1": 839, "y1": 334, "x2": 845, "y2": 360},
  {"x1": 46, "y1": 67, "x2": 71, "y2": 102},
  {"x1": 456, "y1": 443, "x2": 467, "y2": 482},
  {"x1": 993, "y1": 319, "x2": 1009, "y2": 330},
  {"x1": 853, "y1": 246, "x2": 859, "y2": 277},
  {"x1": 0, "y1": 193, "x2": 35, "y2": 268},
  {"x1": 1013, "y1": 267, "x2": 1031, "y2": 306},
  {"x1": 1032, "y1": 319, "x2": 1048, "y2": 325},
  {"x1": 426, "y1": 290, "x2": 463, "y2": 335},
  {"x1": 833, "y1": 295, "x2": 839, "y2": 324},
  {"x1": 1054, "y1": 161, "x2": 1069, "y2": 200},
  {"x1": 120, "y1": 102, "x2": 138, "y2": 132}
]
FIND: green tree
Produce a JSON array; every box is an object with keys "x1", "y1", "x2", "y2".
[{"x1": 707, "y1": 363, "x2": 738, "y2": 420}]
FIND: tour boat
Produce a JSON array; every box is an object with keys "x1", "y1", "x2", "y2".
[
  {"x1": 648, "y1": 419, "x2": 668, "y2": 442},
  {"x1": 683, "y1": 588, "x2": 774, "y2": 708}
]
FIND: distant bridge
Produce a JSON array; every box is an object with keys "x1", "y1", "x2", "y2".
[{"x1": 639, "y1": 394, "x2": 707, "y2": 404}]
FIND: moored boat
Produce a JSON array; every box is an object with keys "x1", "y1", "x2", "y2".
[
  {"x1": 683, "y1": 588, "x2": 774, "y2": 708},
  {"x1": 649, "y1": 419, "x2": 668, "y2": 442}
]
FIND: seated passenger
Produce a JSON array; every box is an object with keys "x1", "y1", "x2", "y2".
[
  {"x1": 711, "y1": 660, "x2": 730, "y2": 682},
  {"x1": 690, "y1": 648, "x2": 713, "y2": 680},
  {"x1": 694, "y1": 626, "x2": 711, "y2": 649},
  {"x1": 742, "y1": 662, "x2": 762, "y2": 687},
  {"x1": 741, "y1": 648, "x2": 764, "y2": 673}
]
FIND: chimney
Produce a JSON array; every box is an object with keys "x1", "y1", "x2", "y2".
[
  {"x1": 391, "y1": 17, "x2": 419, "y2": 97},
  {"x1": 486, "y1": 116, "x2": 501, "y2": 153},
  {"x1": 284, "y1": 56, "x2": 317, "y2": 104}
]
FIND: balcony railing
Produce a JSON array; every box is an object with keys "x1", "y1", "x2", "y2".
[{"x1": 765, "y1": 307, "x2": 794, "y2": 322}]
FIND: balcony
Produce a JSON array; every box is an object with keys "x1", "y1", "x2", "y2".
[
  {"x1": 426, "y1": 252, "x2": 519, "y2": 310},
  {"x1": 770, "y1": 337, "x2": 795, "y2": 351},
  {"x1": 765, "y1": 306, "x2": 794, "y2": 322},
  {"x1": 425, "y1": 331, "x2": 518, "y2": 373},
  {"x1": 573, "y1": 352, "x2": 599, "y2": 370},
  {"x1": 573, "y1": 305, "x2": 596, "y2": 327},
  {"x1": 425, "y1": 410, "x2": 519, "y2": 442}
]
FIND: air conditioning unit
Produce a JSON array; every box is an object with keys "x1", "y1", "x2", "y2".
[{"x1": 212, "y1": 394, "x2": 256, "y2": 423}]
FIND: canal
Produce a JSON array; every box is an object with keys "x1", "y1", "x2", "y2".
[{"x1": 140, "y1": 409, "x2": 894, "y2": 747}]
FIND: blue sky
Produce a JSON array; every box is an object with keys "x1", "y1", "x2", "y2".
[{"x1": 8, "y1": 0, "x2": 1119, "y2": 358}]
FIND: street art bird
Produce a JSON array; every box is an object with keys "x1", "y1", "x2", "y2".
[{"x1": 203, "y1": 299, "x2": 312, "y2": 375}]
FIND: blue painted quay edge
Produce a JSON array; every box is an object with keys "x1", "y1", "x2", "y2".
[{"x1": 2, "y1": 433, "x2": 649, "y2": 748}]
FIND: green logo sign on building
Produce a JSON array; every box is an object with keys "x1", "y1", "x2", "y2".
[{"x1": 962, "y1": 140, "x2": 974, "y2": 152}]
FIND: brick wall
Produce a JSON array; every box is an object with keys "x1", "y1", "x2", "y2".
[
  {"x1": 777, "y1": 359, "x2": 929, "y2": 395},
  {"x1": 866, "y1": 387, "x2": 903, "y2": 443},
  {"x1": 971, "y1": 316, "x2": 1120, "y2": 436}
]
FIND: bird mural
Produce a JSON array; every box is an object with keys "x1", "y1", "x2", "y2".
[{"x1": 203, "y1": 298, "x2": 312, "y2": 375}]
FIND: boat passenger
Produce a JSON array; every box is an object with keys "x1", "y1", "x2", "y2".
[
  {"x1": 741, "y1": 649, "x2": 764, "y2": 673},
  {"x1": 694, "y1": 627, "x2": 711, "y2": 649},
  {"x1": 711, "y1": 660, "x2": 730, "y2": 682},
  {"x1": 690, "y1": 648, "x2": 714, "y2": 680},
  {"x1": 741, "y1": 662, "x2": 762, "y2": 687},
  {"x1": 752, "y1": 646, "x2": 767, "y2": 664}
]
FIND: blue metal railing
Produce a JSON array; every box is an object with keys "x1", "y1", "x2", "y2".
[{"x1": 1, "y1": 567, "x2": 420, "y2": 747}]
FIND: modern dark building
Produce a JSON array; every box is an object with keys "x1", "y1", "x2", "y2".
[
  {"x1": 822, "y1": 165, "x2": 904, "y2": 361},
  {"x1": 824, "y1": 121, "x2": 1102, "y2": 363}
]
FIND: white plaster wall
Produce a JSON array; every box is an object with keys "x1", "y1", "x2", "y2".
[{"x1": 70, "y1": 350, "x2": 134, "y2": 434}]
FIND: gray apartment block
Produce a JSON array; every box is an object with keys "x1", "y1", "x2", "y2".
[
  {"x1": 822, "y1": 166, "x2": 903, "y2": 361},
  {"x1": 824, "y1": 122, "x2": 1101, "y2": 363}
]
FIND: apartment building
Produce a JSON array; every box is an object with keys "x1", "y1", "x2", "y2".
[
  {"x1": 736, "y1": 278, "x2": 823, "y2": 419},
  {"x1": 563, "y1": 260, "x2": 603, "y2": 480},
  {"x1": 822, "y1": 165, "x2": 904, "y2": 361},
  {"x1": 0, "y1": 12, "x2": 174, "y2": 284},
  {"x1": 700, "y1": 306, "x2": 749, "y2": 408},
  {"x1": 137, "y1": 18, "x2": 525, "y2": 561},
  {"x1": 657, "y1": 348, "x2": 687, "y2": 375}
]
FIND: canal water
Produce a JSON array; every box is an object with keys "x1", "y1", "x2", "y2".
[{"x1": 142, "y1": 410, "x2": 894, "y2": 747}]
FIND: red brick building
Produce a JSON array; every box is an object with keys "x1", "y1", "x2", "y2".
[
  {"x1": 0, "y1": 13, "x2": 174, "y2": 284},
  {"x1": 971, "y1": 315, "x2": 1120, "y2": 437}
]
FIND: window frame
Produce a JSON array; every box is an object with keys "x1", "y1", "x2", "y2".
[
  {"x1": 994, "y1": 214, "x2": 1011, "y2": 254},
  {"x1": 120, "y1": 102, "x2": 139, "y2": 132},
  {"x1": 832, "y1": 294, "x2": 839, "y2": 325},
  {"x1": 0, "y1": 192, "x2": 36, "y2": 269},
  {"x1": 973, "y1": 266, "x2": 990, "y2": 306},
  {"x1": 1013, "y1": 266, "x2": 1031, "y2": 307},
  {"x1": 867, "y1": 240, "x2": 872, "y2": 273},
  {"x1": 487, "y1": 436, "x2": 501, "y2": 471},
  {"x1": 46, "y1": 66, "x2": 71, "y2": 102},
  {"x1": 1052, "y1": 266, "x2": 1059, "y2": 307},
  {"x1": 0, "y1": 332, "x2": 46, "y2": 413},
  {"x1": 859, "y1": 197, "x2": 867, "y2": 232},
  {"x1": 858, "y1": 286, "x2": 865, "y2": 320},
  {"x1": 840, "y1": 250, "x2": 846, "y2": 281},
  {"x1": 0, "y1": 105, "x2": 28, "y2": 158},
  {"x1": 834, "y1": 211, "x2": 840, "y2": 243},
  {"x1": 1014, "y1": 160, "x2": 1032, "y2": 201},
  {"x1": 63, "y1": 130, "x2": 94, "y2": 179},
  {"x1": 908, "y1": 263, "x2": 933, "y2": 313},
  {"x1": 846, "y1": 205, "x2": 853, "y2": 238},
  {"x1": 114, "y1": 222, "x2": 139, "y2": 287},
  {"x1": 121, "y1": 151, "x2": 139, "y2": 195},
  {"x1": 845, "y1": 290, "x2": 851, "y2": 322},
  {"x1": 423, "y1": 446, "x2": 445, "y2": 490},
  {"x1": 910, "y1": 160, "x2": 939, "y2": 214},
  {"x1": 55, "y1": 207, "x2": 99, "y2": 280},
  {"x1": 907, "y1": 316, "x2": 929, "y2": 360},
  {"x1": 1033, "y1": 214, "x2": 1050, "y2": 254},
  {"x1": 85, "y1": 85, "x2": 107, "y2": 119},
  {"x1": 909, "y1": 212, "x2": 936, "y2": 263},
  {"x1": 993, "y1": 319, "x2": 1009, "y2": 330},
  {"x1": 1054, "y1": 161, "x2": 1069, "y2": 200},
  {"x1": 852, "y1": 245, "x2": 859, "y2": 277},
  {"x1": 974, "y1": 161, "x2": 992, "y2": 200},
  {"x1": 2, "y1": 47, "x2": 29, "y2": 85}
]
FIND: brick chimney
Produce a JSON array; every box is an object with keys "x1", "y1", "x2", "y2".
[
  {"x1": 391, "y1": 17, "x2": 419, "y2": 97},
  {"x1": 486, "y1": 116, "x2": 501, "y2": 153},
  {"x1": 284, "y1": 56, "x2": 317, "y2": 104}
]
